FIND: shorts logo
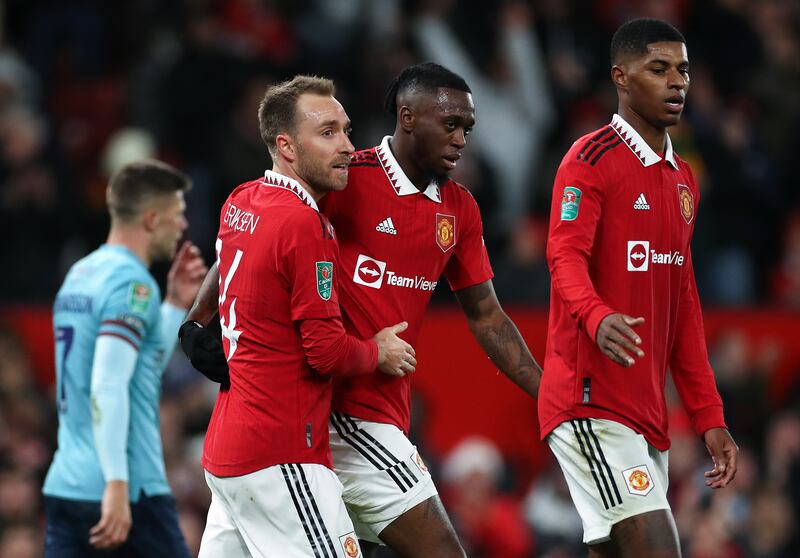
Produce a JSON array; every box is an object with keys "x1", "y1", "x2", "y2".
[
  {"x1": 677, "y1": 184, "x2": 694, "y2": 224},
  {"x1": 339, "y1": 533, "x2": 361, "y2": 558},
  {"x1": 128, "y1": 282, "x2": 151, "y2": 314},
  {"x1": 436, "y1": 213, "x2": 456, "y2": 252},
  {"x1": 622, "y1": 465, "x2": 654, "y2": 496},
  {"x1": 627, "y1": 241, "x2": 650, "y2": 271},
  {"x1": 316, "y1": 262, "x2": 333, "y2": 300},
  {"x1": 414, "y1": 451, "x2": 429, "y2": 475},
  {"x1": 353, "y1": 254, "x2": 386, "y2": 289},
  {"x1": 561, "y1": 186, "x2": 582, "y2": 220}
]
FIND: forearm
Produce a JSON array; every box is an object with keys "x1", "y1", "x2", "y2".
[
  {"x1": 300, "y1": 318, "x2": 378, "y2": 376},
  {"x1": 548, "y1": 254, "x2": 615, "y2": 341},
  {"x1": 468, "y1": 309, "x2": 540, "y2": 398},
  {"x1": 456, "y1": 281, "x2": 541, "y2": 398},
  {"x1": 187, "y1": 263, "x2": 220, "y2": 325},
  {"x1": 90, "y1": 335, "x2": 136, "y2": 482}
]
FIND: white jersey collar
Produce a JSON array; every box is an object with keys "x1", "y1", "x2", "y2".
[
  {"x1": 261, "y1": 170, "x2": 319, "y2": 211},
  {"x1": 375, "y1": 136, "x2": 442, "y2": 203},
  {"x1": 610, "y1": 114, "x2": 678, "y2": 169}
]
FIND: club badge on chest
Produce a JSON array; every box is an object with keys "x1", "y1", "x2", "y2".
[{"x1": 435, "y1": 213, "x2": 456, "y2": 253}]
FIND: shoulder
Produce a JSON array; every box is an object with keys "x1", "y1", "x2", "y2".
[
  {"x1": 440, "y1": 180, "x2": 482, "y2": 216},
  {"x1": 349, "y1": 148, "x2": 380, "y2": 168},
  {"x1": 556, "y1": 126, "x2": 624, "y2": 184},
  {"x1": 226, "y1": 178, "x2": 266, "y2": 203},
  {"x1": 675, "y1": 154, "x2": 698, "y2": 183},
  {"x1": 282, "y1": 206, "x2": 336, "y2": 242}
]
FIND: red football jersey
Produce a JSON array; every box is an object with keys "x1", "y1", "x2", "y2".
[
  {"x1": 319, "y1": 136, "x2": 494, "y2": 432},
  {"x1": 541, "y1": 114, "x2": 726, "y2": 451},
  {"x1": 203, "y1": 171, "x2": 343, "y2": 476}
]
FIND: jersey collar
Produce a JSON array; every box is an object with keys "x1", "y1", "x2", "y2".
[
  {"x1": 375, "y1": 136, "x2": 442, "y2": 203},
  {"x1": 261, "y1": 170, "x2": 319, "y2": 211},
  {"x1": 610, "y1": 114, "x2": 678, "y2": 170}
]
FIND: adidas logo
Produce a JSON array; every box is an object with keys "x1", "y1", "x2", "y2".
[
  {"x1": 376, "y1": 217, "x2": 397, "y2": 235},
  {"x1": 633, "y1": 193, "x2": 651, "y2": 210}
]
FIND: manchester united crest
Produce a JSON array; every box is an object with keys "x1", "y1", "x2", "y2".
[
  {"x1": 677, "y1": 184, "x2": 694, "y2": 224},
  {"x1": 339, "y1": 533, "x2": 361, "y2": 558},
  {"x1": 622, "y1": 465, "x2": 654, "y2": 496},
  {"x1": 435, "y1": 213, "x2": 456, "y2": 252}
]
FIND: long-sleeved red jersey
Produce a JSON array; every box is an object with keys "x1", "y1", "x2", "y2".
[{"x1": 540, "y1": 114, "x2": 726, "y2": 451}]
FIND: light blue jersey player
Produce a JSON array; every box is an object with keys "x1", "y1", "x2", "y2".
[{"x1": 42, "y1": 160, "x2": 206, "y2": 558}]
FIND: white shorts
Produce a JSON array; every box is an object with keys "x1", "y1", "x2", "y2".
[
  {"x1": 199, "y1": 464, "x2": 363, "y2": 558},
  {"x1": 547, "y1": 418, "x2": 671, "y2": 544},
  {"x1": 329, "y1": 412, "x2": 438, "y2": 544}
]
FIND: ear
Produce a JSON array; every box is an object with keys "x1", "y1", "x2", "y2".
[
  {"x1": 611, "y1": 65, "x2": 627, "y2": 91},
  {"x1": 398, "y1": 106, "x2": 415, "y2": 133},
  {"x1": 275, "y1": 133, "x2": 296, "y2": 163},
  {"x1": 142, "y1": 208, "x2": 159, "y2": 232}
]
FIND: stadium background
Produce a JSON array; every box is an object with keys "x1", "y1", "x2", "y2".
[{"x1": 1, "y1": 0, "x2": 799, "y2": 556}]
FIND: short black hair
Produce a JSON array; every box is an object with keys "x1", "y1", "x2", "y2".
[
  {"x1": 610, "y1": 18, "x2": 686, "y2": 65},
  {"x1": 383, "y1": 62, "x2": 471, "y2": 116}
]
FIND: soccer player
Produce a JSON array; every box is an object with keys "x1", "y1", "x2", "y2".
[
  {"x1": 43, "y1": 160, "x2": 206, "y2": 557},
  {"x1": 182, "y1": 63, "x2": 541, "y2": 558},
  {"x1": 541, "y1": 19, "x2": 739, "y2": 557},
  {"x1": 197, "y1": 76, "x2": 416, "y2": 558}
]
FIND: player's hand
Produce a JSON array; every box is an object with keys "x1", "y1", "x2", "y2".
[
  {"x1": 89, "y1": 480, "x2": 132, "y2": 550},
  {"x1": 703, "y1": 428, "x2": 738, "y2": 489},
  {"x1": 165, "y1": 241, "x2": 208, "y2": 309},
  {"x1": 374, "y1": 322, "x2": 417, "y2": 377},
  {"x1": 179, "y1": 319, "x2": 230, "y2": 388},
  {"x1": 595, "y1": 313, "x2": 645, "y2": 367}
]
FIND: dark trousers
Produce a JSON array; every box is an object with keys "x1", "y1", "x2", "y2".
[{"x1": 44, "y1": 493, "x2": 191, "y2": 558}]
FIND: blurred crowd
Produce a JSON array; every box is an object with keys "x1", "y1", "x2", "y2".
[{"x1": 1, "y1": 0, "x2": 800, "y2": 556}]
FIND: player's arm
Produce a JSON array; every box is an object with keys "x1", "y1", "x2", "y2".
[
  {"x1": 289, "y1": 221, "x2": 415, "y2": 378},
  {"x1": 178, "y1": 263, "x2": 229, "y2": 384},
  {"x1": 669, "y1": 247, "x2": 737, "y2": 488},
  {"x1": 455, "y1": 280, "x2": 541, "y2": 398},
  {"x1": 88, "y1": 333, "x2": 136, "y2": 549},
  {"x1": 300, "y1": 318, "x2": 415, "y2": 377},
  {"x1": 88, "y1": 276, "x2": 156, "y2": 550},
  {"x1": 547, "y1": 161, "x2": 643, "y2": 366}
]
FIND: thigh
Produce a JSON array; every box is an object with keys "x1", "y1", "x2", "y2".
[
  {"x1": 377, "y1": 495, "x2": 465, "y2": 558},
  {"x1": 126, "y1": 494, "x2": 191, "y2": 558},
  {"x1": 199, "y1": 485, "x2": 251, "y2": 558},
  {"x1": 548, "y1": 419, "x2": 672, "y2": 545},
  {"x1": 43, "y1": 496, "x2": 104, "y2": 558},
  {"x1": 329, "y1": 413, "x2": 461, "y2": 556},
  {"x1": 588, "y1": 509, "x2": 681, "y2": 558},
  {"x1": 209, "y1": 464, "x2": 363, "y2": 558}
]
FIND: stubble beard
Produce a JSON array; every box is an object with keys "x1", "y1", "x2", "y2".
[{"x1": 296, "y1": 145, "x2": 343, "y2": 194}]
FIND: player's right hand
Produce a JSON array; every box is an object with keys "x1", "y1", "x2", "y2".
[
  {"x1": 595, "y1": 313, "x2": 645, "y2": 367},
  {"x1": 89, "y1": 480, "x2": 132, "y2": 550},
  {"x1": 374, "y1": 322, "x2": 417, "y2": 377},
  {"x1": 179, "y1": 319, "x2": 230, "y2": 388}
]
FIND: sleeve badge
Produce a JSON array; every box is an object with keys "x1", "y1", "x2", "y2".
[
  {"x1": 128, "y1": 282, "x2": 152, "y2": 314},
  {"x1": 316, "y1": 261, "x2": 333, "y2": 300}
]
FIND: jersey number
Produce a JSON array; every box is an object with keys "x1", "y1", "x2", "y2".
[
  {"x1": 55, "y1": 326, "x2": 74, "y2": 413},
  {"x1": 216, "y1": 238, "x2": 244, "y2": 361}
]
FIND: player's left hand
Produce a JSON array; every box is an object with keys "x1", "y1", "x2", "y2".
[
  {"x1": 703, "y1": 427, "x2": 738, "y2": 489},
  {"x1": 166, "y1": 241, "x2": 208, "y2": 309}
]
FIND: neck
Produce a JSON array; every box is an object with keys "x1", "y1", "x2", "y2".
[
  {"x1": 617, "y1": 105, "x2": 667, "y2": 154},
  {"x1": 272, "y1": 161, "x2": 325, "y2": 202},
  {"x1": 107, "y1": 226, "x2": 151, "y2": 267},
  {"x1": 389, "y1": 131, "x2": 431, "y2": 191}
]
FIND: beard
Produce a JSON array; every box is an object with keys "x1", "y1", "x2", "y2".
[{"x1": 296, "y1": 144, "x2": 346, "y2": 193}]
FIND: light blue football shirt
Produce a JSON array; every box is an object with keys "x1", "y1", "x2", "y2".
[{"x1": 43, "y1": 244, "x2": 181, "y2": 503}]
